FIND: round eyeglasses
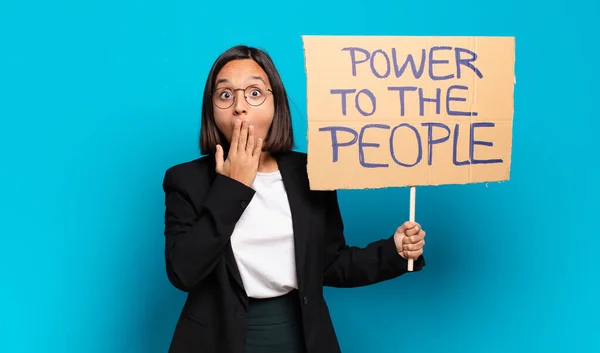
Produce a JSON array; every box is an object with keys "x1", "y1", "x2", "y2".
[{"x1": 212, "y1": 85, "x2": 273, "y2": 109}]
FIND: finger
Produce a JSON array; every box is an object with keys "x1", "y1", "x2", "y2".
[
  {"x1": 397, "y1": 221, "x2": 416, "y2": 234},
  {"x1": 230, "y1": 119, "x2": 241, "y2": 155},
  {"x1": 215, "y1": 144, "x2": 224, "y2": 173},
  {"x1": 402, "y1": 233, "x2": 422, "y2": 244},
  {"x1": 402, "y1": 233, "x2": 417, "y2": 243},
  {"x1": 407, "y1": 234, "x2": 425, "y2": 244},
  {"x1": 405, "y1": 223, "x2": 420, "y2": 236},
  {"x1": 404, "y1": 249, "x2": 423, "y2": 259},
  {"x1": 246, "y1": 125, "x2": 255, "y2": 153},
  {"x1": 238, "y1": 120, "x2": 248, "y2": 153},
  {"x1": 253, "y1": 137, "x2": 263, "y2": 159},
  {"x1": 396, "y1": 222, "x2": 408, "y2": 234},
  {"x1": 403, "y1": 239, "x2": 425, "y2": 251}
]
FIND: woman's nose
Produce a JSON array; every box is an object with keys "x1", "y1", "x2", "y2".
[{"x1": 233, "y1": 90, "x2": 248, "y2": 115}]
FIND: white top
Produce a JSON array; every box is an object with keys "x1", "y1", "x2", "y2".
[{"x1": 230, "y1": 170, "x2": 298, "y2": 298}]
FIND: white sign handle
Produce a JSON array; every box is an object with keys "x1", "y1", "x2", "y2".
[{"x1": 407, "y1": 186, "x2": 416, "y2": 272}]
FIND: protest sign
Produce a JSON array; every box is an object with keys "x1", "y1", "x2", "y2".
[{"x1": 302, "y1": 35, "x2": 515, "y2": 191}]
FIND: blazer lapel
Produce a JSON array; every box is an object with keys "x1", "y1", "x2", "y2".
[{"x1": 277, "y1": 152, "x2": 310, "y2": 290}]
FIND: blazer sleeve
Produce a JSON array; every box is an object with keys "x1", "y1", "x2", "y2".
[
  {"x1": 321, "y1": 190, "x2": 425, "y2": 288},
  {"x1": 162, "y1": 168, "x2": 255, "y2": 292}
]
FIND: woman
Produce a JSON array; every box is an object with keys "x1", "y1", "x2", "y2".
[{"x1": 162, "y1": 45, "x2": 426, "y2": 353}]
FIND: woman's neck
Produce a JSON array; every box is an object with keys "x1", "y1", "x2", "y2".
[{"x1": 258, "y1": 152, "x2": 278, "y2": 173}]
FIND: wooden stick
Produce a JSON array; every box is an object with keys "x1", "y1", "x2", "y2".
[{"x1": 407, "y1": 186, "x2": 416, "y2": 272}]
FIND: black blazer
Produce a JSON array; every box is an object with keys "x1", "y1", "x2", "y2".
[{"x1": 162, "y1": 150, "x2": 425, "y2": 353}]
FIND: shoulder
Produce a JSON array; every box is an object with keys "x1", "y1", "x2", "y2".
[
  {"x1": 163, "y1": 154, "x2": 216, "y2": 191},
  {"x1": 277, "y1": 150, "x2": 337, "y2": 198},
  {"x1": 276, "y1": 150, "x2": 311, "y2": 184},
  {"x1": 276, "y1": 150, "x2": 308, "y2": 168}
]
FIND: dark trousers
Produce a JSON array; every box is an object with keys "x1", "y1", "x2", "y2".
[{"x1": 244, "y1": 290, "x2": 307, "y2": 353}]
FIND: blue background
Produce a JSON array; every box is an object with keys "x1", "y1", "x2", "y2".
[{"x1": 1, "y1": 0, "x2": 598, "y2": 352}]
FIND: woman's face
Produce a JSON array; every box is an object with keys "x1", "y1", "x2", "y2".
[{"x1": 212, "y1": 59, "x2": 275, "y2": 146}]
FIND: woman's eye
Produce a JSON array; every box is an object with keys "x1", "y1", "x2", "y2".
[
  {"x1": 250, "y1": 89, "x2": 262, "y2": 97},
  {"x1": 220, "y1": 91, "x2": 232, "y2": 99}
]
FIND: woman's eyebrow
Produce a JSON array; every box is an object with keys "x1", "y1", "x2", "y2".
[
  {"x1": 247, "y1": 76, "x2": 267, "y2": 84},
  {"x1": 215, "y1": 76, "x2": 266, "y2": 87}
]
